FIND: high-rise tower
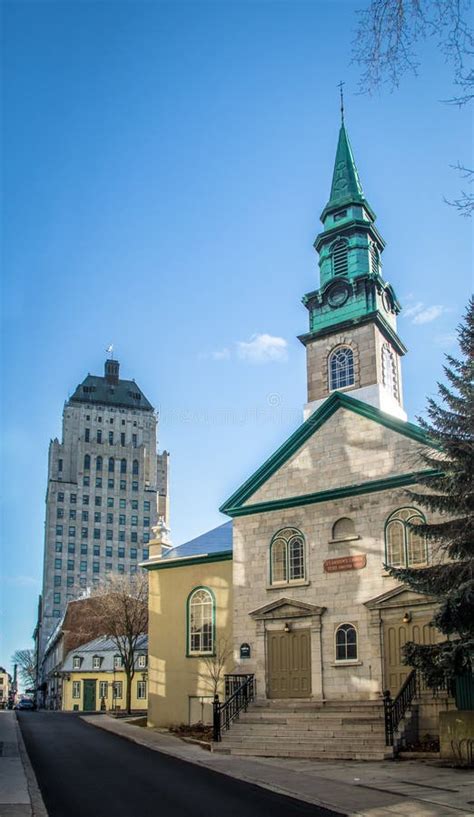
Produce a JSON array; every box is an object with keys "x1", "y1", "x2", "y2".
[
  {"x1": 36, "y1": 358, "x2": 169, "y2": 663},
  {"x1": 299, "y1": 120, "x2": 407, "y2": 420}
]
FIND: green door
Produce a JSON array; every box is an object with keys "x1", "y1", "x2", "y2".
[{"x1": 83, "y1": 680, "x2": 97, "y2": 712}]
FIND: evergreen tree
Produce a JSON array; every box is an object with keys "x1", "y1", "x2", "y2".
[{"x1": 387, "y1": 298, "x2": 474, "y2": 688}]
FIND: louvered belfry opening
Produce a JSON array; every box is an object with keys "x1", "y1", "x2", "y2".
[{"x1": 332, "y1": 239, "x2": 349, "y2": 276}]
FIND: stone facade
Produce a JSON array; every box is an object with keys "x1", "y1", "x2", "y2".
[
  {"x1": 230, "y1": 408, "x2": 438, "y2": 703},
  {"x1": 304, "y1": 323, "x2": 405, "y2": 420}
]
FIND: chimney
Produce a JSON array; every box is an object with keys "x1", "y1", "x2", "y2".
[{"x1": 105, "y1": 359, "x2": 120, "y2": 385}]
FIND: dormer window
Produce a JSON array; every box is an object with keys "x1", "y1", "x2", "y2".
[
  {"x1": 113, "y1": 654, "x2": 123, "y2": 669},
  {"x1": 92, "y1": 655, "x2": 101, "y2": 670},
  {"x1": 331, "y1": 239, "x2": 349, "y2": 276},
  {"x1": 72, "y1": 656, "x2": 81, "y2": 670}
]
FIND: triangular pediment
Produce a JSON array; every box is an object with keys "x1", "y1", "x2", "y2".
[
  {"x1": 220, "y1": 392, "x2": 437, "y2": 517},
  {"x1": 249, "y1": 597, "x2": 326, "y2": 620},
  {"x1": 364, "y1": 584, "x2": 438, "y2": 610}
]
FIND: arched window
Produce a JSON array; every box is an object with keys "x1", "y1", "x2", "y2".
[
  {"x1": 187, "y1": 588, "x2": 214, "y2": 655},
  {"x1": 335, "y1": 624, "x2": 358, "y2": 661},
  {"x1": 332, "y1": 517, "x2": 356, "y2": 541},
  {"x1": 108, "y1": 457, "x2": 115, "y2": 473},
  {"x1": 96, "y1": 456, "x2": 102, "y2": 472},
  {"x1": 132, "y1": 459, "x2": 139, "y2": 476},
  {"x1": 370, "y1": 242, "x2": 380, "y2": 275},
  {"x1": 331, "y1": 239, "x2": 349, "y2": 276},
  {"x1": 382, "y1": 345, "x2": 399, "y2": 400},
  {"x1": 385, "y1": 508, "x2": 427, "y2": 567},
  {"x1": 270, "y1": 528, "x2": 306, "y2": 584},
  {"x1": 84, "y1": 454, "x2": 90, "y2": 471},
  {"x1": 329, "y1": 346, "x2": 354, "y2": 390},
  {"x1": 120, "y1": 458, "x2": 127, "y2": 474}
]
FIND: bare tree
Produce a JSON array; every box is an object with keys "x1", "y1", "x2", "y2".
[
  {"x1": 353, "y1": 0, "x2": 473, "y2": 215},
  {"x1": 11, "y1": 649, "x2": 36, "y2": 688},
  {"x1": 197, "y1": 636, "x2": 233, "y2": 699},
  {"x1": 91, "y1": 573, "x2": 148, "y2": 714}
]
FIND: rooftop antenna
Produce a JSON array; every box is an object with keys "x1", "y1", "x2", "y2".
[
  {"x1": 338, "y1": 80, "x2": 345, "y2": 124},
  {"x1": 106, "y1": 344, "x2": 114, "y2": 360}
]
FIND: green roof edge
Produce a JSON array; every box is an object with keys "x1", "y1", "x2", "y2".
[
  {"x1": 142, "y1": 550, "x2": 233, "y2": 572},
  {"x1": 222, "y1": 469, "x2": 442, "y2": 518},
  {"x1": 219, "y1": 391, "x2": 435, "y2": 514}
]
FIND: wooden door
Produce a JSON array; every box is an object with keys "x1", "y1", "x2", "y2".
[
  {"x1": 267, "y1": 629, "x2": 311, "y2": 698},
  {"x1": 83, "y1": 679, "x2": 97, "y2": 712},
  {"x1": 384, "y1": 618, "x2": 437, "y2": 695}
]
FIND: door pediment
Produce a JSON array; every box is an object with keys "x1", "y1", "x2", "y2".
[
  {"x1": 249, "y1": 597, "x2": 326, "y2": 620},
  {"x1": 364, "y1": 584, "x2": 438, "y2": 610}
]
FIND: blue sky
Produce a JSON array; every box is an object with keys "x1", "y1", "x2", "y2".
[{"x1": 1, "y1": 0, "x2": 471, "y2": 677}]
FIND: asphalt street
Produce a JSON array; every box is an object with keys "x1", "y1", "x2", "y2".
[{"x1": 18, "y1": 712, "x2": 340, "y2": 817}]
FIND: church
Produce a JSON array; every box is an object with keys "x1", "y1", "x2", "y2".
[{"x1": 144, "y1": 115, "x2": 451, "y2": 757}]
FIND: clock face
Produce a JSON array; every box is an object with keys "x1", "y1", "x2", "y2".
[{"x1": 328, "y1": 283, "x2": 349, "y2": 308}]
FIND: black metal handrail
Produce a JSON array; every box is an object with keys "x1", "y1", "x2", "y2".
[
  {"x1": 213, "y1": 674, "x2": 255, "y2": 742},
  {"x1": 383, "y1": 668, "x2": 418, "y2": 746}
]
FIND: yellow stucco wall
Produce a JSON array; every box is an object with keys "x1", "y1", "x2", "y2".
[
  {"x1": 62, "y1": 670, "x2": 148, "y2": 711},
  {"x1": 147, "y1": 558, "x2": 233, "y2": 728}
]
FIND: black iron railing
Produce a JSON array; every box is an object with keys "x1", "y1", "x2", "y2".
[
  {"x1": 383, "y1": 668, "x2": 418, "y2": 746},
  {"x1": 213, "y1": 674, "x2": 255, "y2": 742}
]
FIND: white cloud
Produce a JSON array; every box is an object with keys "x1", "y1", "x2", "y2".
[
  {"x1": 237, "y1": 333, "x2": 288, "y2": 364},
  {"x1": 403, "y1": 302, "x2": 446, "y2": 325},
  {"x1": 212, "y1": 348, "x2": 231, "y2": 361}
]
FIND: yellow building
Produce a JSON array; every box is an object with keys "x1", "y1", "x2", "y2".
[
  {"x1": 61, "y1": 635, "x2": 148, "y2": 712},
  {"x1": 0, "y1": 669, "x2": 9, "y2": 709},
  {"x1": 144, "y1": 522, "x2": 233, "y2": 727}
]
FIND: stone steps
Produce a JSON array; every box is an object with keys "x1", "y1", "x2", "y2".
[{"x1": 214, "y1": 698, "x2": 391, "y2": 760}]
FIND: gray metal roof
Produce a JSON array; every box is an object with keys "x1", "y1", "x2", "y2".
[
  {"x1": 68, "y1": 375, "x2": 153, "y2": 412},
  {"x1": 63, "y1": 634, "x2": 148, "y2": 672},
  {"x1": 162, "y1": 521, "x2": 232, "y2": 560}
]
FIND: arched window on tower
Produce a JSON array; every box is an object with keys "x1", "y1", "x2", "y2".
[
  {"x1": 132, "y1": 459, "x2": 139, "y2": 476},
  {"x1": 382, "y1": 345, "x2": 399, "y2": 400},
  {"x1": 96, "y1": 456, "x2": 102, "y2": 472},
  {"x1": 84, "y1": 454, "x2": 90, "y2": 471},
  {"x1": 108, "y1": 457, "x2": 115, "y2": 473},
  {"x1": 331, "y1": 239, "x2": 349, "y2": 276},
  {"x1": 329, "y1": 346, "x2": 354, "y2": 391},
  {"x1": 120, "y1": 458, "x2": 127, "y2": 474}
]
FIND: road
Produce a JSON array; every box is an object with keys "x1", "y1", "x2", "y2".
[{"x1": 18, "y1": 713, "x2": 339, "y2": 817}]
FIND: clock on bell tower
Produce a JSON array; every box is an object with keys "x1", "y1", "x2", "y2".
[{"x1": 298, "y1": 117, "x2": 407, "y2": 421}]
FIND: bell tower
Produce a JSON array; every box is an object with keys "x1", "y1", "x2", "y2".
[{"x1": 299, "y1": 115, "x2": 407, "y2": 421}]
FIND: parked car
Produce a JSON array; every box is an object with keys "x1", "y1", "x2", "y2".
[{"x1": 14, "y1": 699, "x2": 35, "y2": 711}]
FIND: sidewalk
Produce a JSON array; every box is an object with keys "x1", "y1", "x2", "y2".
[
  {"x1": 83, "y1": 714, "x2": 474, "y2": 817},
  {"x1": 0, "y1": 711, "x2": 46, "y2": 817}
]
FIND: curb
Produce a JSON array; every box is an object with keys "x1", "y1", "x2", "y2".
[
  {"x1": 82, "y1": 716, "x2": 348, "y2": 815},
  {"x1": 15, "y1": 715, "x2": 49, "y2": 817}
]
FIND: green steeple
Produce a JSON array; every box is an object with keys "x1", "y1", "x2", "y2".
[
  {"x1": 298, "y1": 118, "x2": 406, "y2": 358},
  {"x1": 328, "y1": 124, "x2": 364, "y2": 208}
]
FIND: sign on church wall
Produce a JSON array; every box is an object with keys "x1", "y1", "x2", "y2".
[{"x1": 323, "y1": 555, "x2": 366, "y2": 573}]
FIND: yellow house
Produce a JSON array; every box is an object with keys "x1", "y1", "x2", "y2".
[
  {"x1": 0, "y1": 669, "x2": 9, "y2": 709},
  {"x1": 61, "y1": 634, "x2": 148, "y2": 712},
  {"x1": 144, "y1": 522, "x2": 233, "y2": 727}
]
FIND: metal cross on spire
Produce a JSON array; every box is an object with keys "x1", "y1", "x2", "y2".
[{"x1": 338, "y1": 80, "x2": 345, "y2": 124}]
